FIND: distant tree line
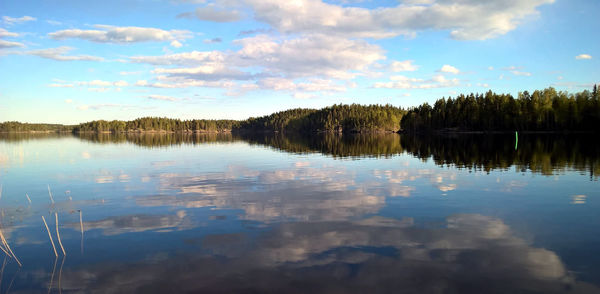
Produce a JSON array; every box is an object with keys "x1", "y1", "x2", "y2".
[
  {"x1": 0, "y1": 121, "x2": 74, "y2": 132},
  {"x1": 401, "y1": 86, "x2": 600, "y2": 132},
  {"x1": 67, "y1": 104, "x2": 407, "y2": 133},
  {"x1": 3, "y1": 87, "x2": 598, "y2": 133},
  {"x1": 73, "y1": 117, "x2": 239, "y2": 133},
  {"x1": 239, "y1": 104, "x2": 405, "y2": 133}
]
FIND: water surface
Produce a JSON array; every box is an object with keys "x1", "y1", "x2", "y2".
[{"x1": 0, "y1": 133, "x2": 598, "y2": 293}]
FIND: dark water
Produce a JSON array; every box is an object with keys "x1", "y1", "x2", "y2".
[{"x1": 0, "y1": 133, "x2": 598, "y2": 293}]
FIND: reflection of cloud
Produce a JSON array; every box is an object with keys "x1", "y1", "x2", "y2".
[
  {"x1": 151, "y1": 160, "x2": 176, "y2": 168},
  {"x1": 571, "y1": 195, "x2": 586, "y2": 205},
  {"x1": 503, "y1": 180, "x2": 528, "y2": 192},
  {"x1": 95, "y1": 175, "x2": 113, "y2": 183},
  {"x1": 373, "y1": 168, "x2": 458, "y2": 194},
  {"x1": 55, "y1": 214, "x2": 597, "y2": 293},
  {"x1": 0, "y1": 152, "x2": 8, "y2": 168},
  {"x1": 437, "y1": 184, "x2": 457, "y2": 192},
  {"x1": 136, "y1": 166, "x2": 385, "y2": 222},
  {"x1": 69, "y1": 210, "x2": 189, "y2": 235}
]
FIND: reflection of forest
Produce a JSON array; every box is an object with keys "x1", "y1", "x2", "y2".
[
  {"x1": 76, "y1": 132, "x2": 238, "y2": 146},
  {"x1": 2, "y1": 133, "x2": 598, "y2": 177}
]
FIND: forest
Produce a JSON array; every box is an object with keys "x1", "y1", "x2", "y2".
[
  {"x1": 0, "y1": 121, "x2": 74, "y2": 132},
  {"x1": 401, "y1": 86, "x2": 600, "y2": 132},
  {"x1": 1, "y1": 86, "x2": 598, "y2": 133}
]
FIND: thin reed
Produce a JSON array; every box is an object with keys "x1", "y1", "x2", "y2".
[
  {"x1": 47, "y1": 184, "x2": 55, "y2": 204},
  {"x1": 42, "y1": 216, "x2": 58, "y2": 257},
  {"x1": 55, "y1": 213, "x2": 66, "y2": 256},
  {"x1": 0, "y1": 228, "x2": 22, "y2": 267}
]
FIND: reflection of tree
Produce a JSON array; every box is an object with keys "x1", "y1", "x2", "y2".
[
  {"x1": 0, "y1": 132, "x2": 71, "y2": 142},
  {"x1": 55, "y1": 214, "x2": 599, "y2": 293},
  {"x1": 241, "y1": 132, "x2": 404, "y2": 158},
  {"x1": 3, "y1": 133, "x2": 598, "y2": 176},
  {"x1": 401, "y1": 134, "x2": 600, "y2": 177},
  {"x1": 76, "y1": 132, "x2": 237, "y2": 147}
]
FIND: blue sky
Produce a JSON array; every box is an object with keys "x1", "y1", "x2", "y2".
[{"x1": 0, "y1": 0, "x2": 598, "y2": 124}]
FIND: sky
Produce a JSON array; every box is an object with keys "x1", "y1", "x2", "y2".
[{"x1": 0, "y1": 0, "x2": 598, "y2": 124}]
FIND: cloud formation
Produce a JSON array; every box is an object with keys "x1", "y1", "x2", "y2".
[
  {"x1": 0, "y1": 39, "x2": 24, "y2": 48},
  {"x1": 2, "y1": 15, "x2": 36, "y2": 25},
  {"x1": 373, "y1": 74, "x2": 459, "y2": 89},
  {"x1": 391, "y1": 60, "x2": 419, "y2": 72},
  {"x1": 129, "y1": 34, "x2": 385, "y2": 92},
  {"x1": 179, "y1": 5, "x2": 242, "y2": 22},
  {"x1": 243, "y1": 0, "x2": 554, "y2": 40},
  {"x1": 439, "y1": 64, "x2": 460, "y2": 74},
  {"x1": 575, "y1": 54, "x2": 592, "y2": 60},
  {"x1": 26, "y1": 46, "x2": 104, "y2": 61},
  {"x1": 48, "y1": 25, "x2": 191, "y2": 47}
]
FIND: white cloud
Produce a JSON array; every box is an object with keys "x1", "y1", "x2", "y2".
[
  {"x1": 2, "y1": 16, "x2": 36, "y2": 25},
  {"x1": 233, "y1": 34, "x2": 384, "y2": 79},
  {"x1": 391, "y1": 60, "x2": 419, "y2": 72},
  {"x1": 575, "y1": 54, "x2": 592, "y2": 60},
  {"x1": 170, "y1": 40, "x2": 183, "y2": 48},
  {"x1": 48, "y1": 25, "x2": 191, "y2": 45},
  {"x1": 152, "y1": 64, "x2": 252, "y2": 81},
  {"x1": 77, "y1": 104, "x2": 121, "y2": 110},
  {"x1": 203, "y1": 37, "x2": 222, "y2": 44},
  {"x1": 511, "y1": 70, "x2": 531, "y2": 76},
  {"x1": 64, "y1": 99, "x2": 73, "y2": 103},
  {"x1": 130, "y1": 50, "x2": 226, "y2": 65},
  {"x1": 243, "y1": 0, "x2": 554, "y2": 40},
  {"x1": 49, "y1": 79, "x2": 131, "y2": 90},
  {"x1": 26, "y1": 46, "x2": 104, "y2": 61},
  {"x1": 147, "y1": 94, "x2": 181, "y2": 101},
  {"x1": 0, "y1": 39, "x2": 25, "y2": 48},
  {"x1": 135, "y1": 80, "x2": 149, "y2": 86},
  {"x1": 130, "y1": 34, "x2": 385, "y2": 90},
  {"x1": 178, "y1": 5, "x2": 242, "y2": 22},
  {"x1": 439, "y1": 64, "x2": 460, "y2": 74},
  {"x1": 0, "y1": 28, "x2": 19, "y2": 38},
  {"x1": 48, "y1": 83, "x2": 74, "y2": 88},
  {"x1": 258, "y1": 78, "x2": 346, "y2": 92},
  {"x1": 119, "y1": 71, "x2": 143, "y2": 76},
  {"x1": 113, "y1": 80, "x2": 129, "y2": 87},
  {"x1": 488, "y1": 66, "x2": 494, "y2": 70},
  {"x1": 293, "y1": 92, "x2": 317, "y2": 99},
  {"x1": 87, "y1": 87, "x2": 111, "y2": 92},
  {"x1": 373, "y1": 74, "x2": 459, "y2": 89}
]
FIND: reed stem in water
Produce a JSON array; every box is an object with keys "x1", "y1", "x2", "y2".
[
  {"x1": 55, "y1": 213, "x2": 66, "y2": 256},
  {"x1": 42, "y1": 216, "x2": 58, "y2": 257}
]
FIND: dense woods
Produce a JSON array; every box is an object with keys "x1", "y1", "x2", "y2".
[
  {"x1": 1, "y1": 104, "x2": 406, "y2": 133},
  {"x1": 2, "y1": 86, "x2": 599, "y2": 133},
  {"x1": 401, "y1": 86, "x2": 600, "y2": 132},
  {"x1": 73, "y1": 118, "x2": 238, "y2": 133},
  {"x1": 0, "y1": 121, "x2": 73, "y2": 132},
  {"x1": 239, "y1": 104, "x2": 405, "y2": 133}
]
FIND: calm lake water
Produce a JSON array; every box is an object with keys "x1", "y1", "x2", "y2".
[{"x1": 0, "y1": 133, "x2": 598, "y2": 293}]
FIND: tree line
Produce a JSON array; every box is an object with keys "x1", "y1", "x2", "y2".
[
  {"x1": 238, "y1": 104, "x2": 405, "y2": 133},
  {"x1": 0, "y1": 122, "x2": 74, "y2": 132},
  {"x1": 2, "y1": 86, "x2": 598, "y2": 133},
  {"x1": 401, "y1": 86, "x2": 600, "y2": 132},
  {"x1": 72, "y1": 117, "x2": 239, "y2": 133}
]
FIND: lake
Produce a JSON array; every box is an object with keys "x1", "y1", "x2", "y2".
[{"x1": 0, "y1": 133, "x2": 598, "y2": 293}]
